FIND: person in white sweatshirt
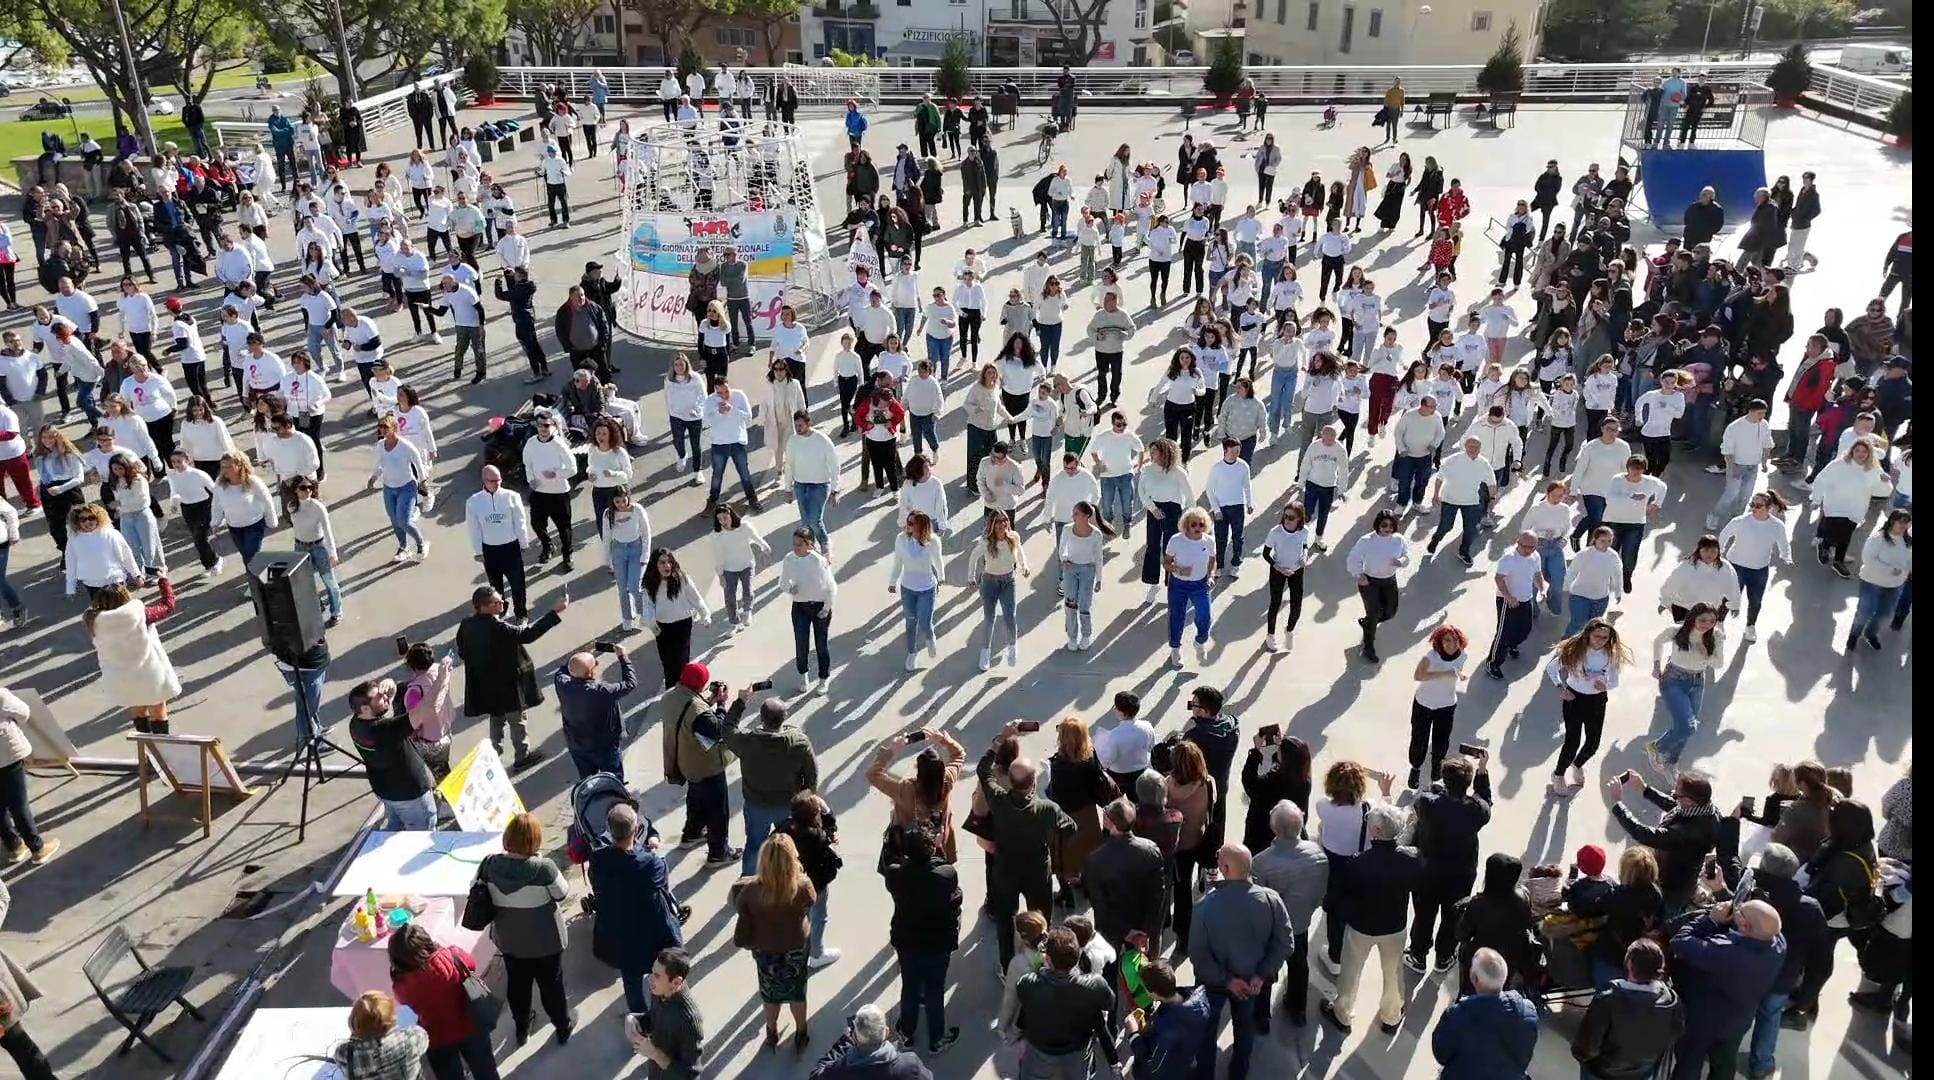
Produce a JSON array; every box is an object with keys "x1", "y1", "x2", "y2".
[
  {"x1": 783, "y1": 413, "x2": 840, "y2": 551},
  {"x1": 1541, "y1": 618, "x2": 1633, "y2": 794},
  {"x1": 711, "y1": 505, "x2": 772, "y2": 630},
  {"x1": 211, "y1": 453, "x2": 279, "y2": 566},
  {"x1": 63, "y1": 502, "x2": 141, "y2": 596},
  {"x1": 890, "y1": 511, "x2": 947, "y2": 670},
  {"x1": 1659, "y1": 536, "x2": 1743, "y2": 623},
  {"x1": 1567, "y1": 417, "x2": 1632, "y2": 548},
  {"x1": 1260, "y1": 502, "x2": 1313, "y2": 650},
  {"x1": 896, "y1": 453, "x2": 949, "y2": 539},
  {"x1": 521, "y1": 413, "x2": 578, "y2": 568},
  {"x1": 1346, "y1": 508, "x2": 1410, "y2": 664},
  {"x1": 1717, "y1": 491, "x2": 1793, "y2": 641},
  {"x1": 664, "y1": 354, "x2": 706, "y2": 483},
  {"x1": 1297, "y1": 423, "x2": 1347, "y2": 549},
  {"x1": 1848, "y1": 508, "x2": 1912, "y2": 651},
  {"x1": 1045, "y1": 453, "x2": 1099, "y2": 588},
  {"x1": 642, "y1": 548, "x2": 712, "y2": 689},
  {"x1": 1058, "y1": 500, "x2": 1110, "y2": 651},
  {"x1": 367, "y1": 416, "x2": 429, "y2": 562},
  {"x1": 1562, "y1": 526, "x2": 1626, "y2": 635},
  {"x1": 1136, "y1": 437, "x2": 1193, "y2": 605},
  {"x1": 1706, "y1": 398, "x2": 1775, "y2": 530},
  {"x1": 781, "y1": 528, "x2": 838, "y2": 691},
  {"x1": 1809, "y1": 437, "x2": 1894, "y2": 577}
]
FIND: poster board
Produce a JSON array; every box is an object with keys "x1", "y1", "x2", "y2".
[
  {"x1": 436, "y1": 741, "x2": 525, "y2": 834},
  {"x1": 214, "y1": 1005, "x2": 418, "y2": 1080},
  {"x1": 131, "y1": 732, "x2": 253, "y2": 838},
  {"x1": 13, "y1": 689, "x2": 79, "y2": 774},
  {"x1": 331, "y1": 831, "x2": 502, "y2": 897},
  {"x1": 621, "y1": 207, "x2": 807, "y2": 344}
]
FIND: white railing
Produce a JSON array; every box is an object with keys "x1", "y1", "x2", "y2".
[
  {"x1": 497, "y1": 61, "x2": 1790, "y2": 104},
  {"x1": 1805, "y1": 64, "x2": 1907, "y2": 118},
  {"x1": 354, "y1": 70, "x2": 469, "y2": 135},
  {"x1": 494, "y1": 66, "x2": 882, "y2": 108}
]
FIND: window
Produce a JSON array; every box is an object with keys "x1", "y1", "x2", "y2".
[
  {"x1": 1278, "y1": 0, "x2": 1288, "y2": 22},
  {"x1": 1135, "y1": 1, "x2": 1148, "y2": 28},
  {"x1": 1470, "y1": 10, "x2": 1492, "y2": 31},
  {"x1": 1307, "y1": 2, "x2": 1321, "y2": 30},
  {"x1": 716, "y1": 26, "x2": 755, "y2": 48},
  {"x1": 1339, "y1": 5, "x2": 1354, "y2": 52},
  {"x1": 593, "y1": 14, "x2": 615, "y2": 33},
  {"x1": 1367, "y1": 8, "x2": 1381, "y2": 35}
]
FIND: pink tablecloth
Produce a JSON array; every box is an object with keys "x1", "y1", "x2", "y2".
[{"x1": 328, "y1": 895, "x2": 498, "y2": 1001}]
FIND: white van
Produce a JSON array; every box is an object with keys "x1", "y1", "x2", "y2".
[{"x1": 1837, "y1": 44, "x2": 1911, "y2": 76}]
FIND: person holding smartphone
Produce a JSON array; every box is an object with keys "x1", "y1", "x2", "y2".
[{"x1": 554, "y1": 643, "x2": 638, "y2": 782}]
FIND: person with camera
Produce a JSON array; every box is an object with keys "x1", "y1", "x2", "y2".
[
  {"x1": 659, "y1": 662, "x2": 740, "y2": 867},
  {"x1": 555, "y1": 642, "x2": 638, "y2": 782},
  {"x1": 809, "y1": 1004, "x2": 933, "y2": 1080},
  {"x1": 720, "y1": 687, "x2": 818, "y2": 877},
  {"x1": 455, "y1": 586, "x2": 565, "y2": 774},
  {"x1": 978, "y1": 720, "x2": 1076, "y2": 972},
  {"x1": 1700, "y1": 840, "x2": 1826, "y2": 1076},
  {"x1": 347, "y1": 677, "x2": 437, "y2": 831},
  {"x1": 1607, "y1": 769, "x2": 1720, "y2": 916}
]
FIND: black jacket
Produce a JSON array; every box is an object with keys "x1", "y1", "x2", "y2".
[
  {"x1": 1014, "y1": 968, "x2": 1117, "y2": 1060},
  {"x1": 1755, "y1": 875, "x2": 1827, "y2": 994},
  {"x1": 884, "y1": 859, "x2": 962, "y2": 954},
  {"x1": 1571, "y1": 881, "x2": 1664, "y2": 964},
  {"x1": 1532, "y1": 170, "x2": 1563, "y2": 210},
  {"x1": 1683, "y1": 200, "x2": 1725, "y2": 247},
  {"x1": 1344, "y1": 839, "x2": 1422, "y2": 936},
  {"x1": 1611, "y1": 786, "x2": 1719, "y2": 902},
  {"x1": 494, "y1": 275, "x2": 539, "y2": 331},
  {"x1": 1412, "y1": 773, "x2": 1493, "y2": 877},
  {"x1": 1239, "y1": 749, "x2": 1309, "y2": 854},
  {"x1": 1741, "y1": 200, "x2": 1785, "y2": 252},
  {"x1": 1084, "y1": 832, "x2": 1169, "y2": 946},
  {"x1": 1572, "y1": 979, "x2": 1685, "y2": 1079},
  {"x1": 1790, "y1": 186, "x2": 1822, "y2": 230},
  {"x1": 455, "y1": 609, "x2": 561, "y2": 717}
]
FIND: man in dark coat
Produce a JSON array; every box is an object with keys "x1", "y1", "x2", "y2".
[
  {"x1": 1083, "y1": 799, "x2": 1167, "y2": 985},
  {"x1": 406, "y1": 86, "x2": 435, "y2": 149},
  {"x1": 587, "y1": 802, "x2": 684, "y2": 1015},
  {"x1": 347, "y1": 677, "x2": 439, "y2": 829},
  {"x1": 1683, "y1": 188, "x2": 1726, "y2": 248},
  {"x1": 553, "y1": 284, "x2": 612, "y2": 382},
  {"x1": 977, "y1": 140, "x2": 1001, "y2": 217},
  {"x1": 1610, "y1": 770, "x2": 1721, "y2": 914},
  {"x1": 1667, "y1": 900, "x2": 1787, "y2": 1080},
  {"x1": 555, "y1": 644, "x2": 638, "y2": 781},
  {"x1": 455, "y1": 585, "x2": 564, "y2": 771},
  {"x1": 1572, "y1": 939, "x2": 1683, "y2": 1080}
]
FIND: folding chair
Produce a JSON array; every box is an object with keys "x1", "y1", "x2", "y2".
[{"x1": 84, "y1": 926, "x2": 206, "y2": 1061}]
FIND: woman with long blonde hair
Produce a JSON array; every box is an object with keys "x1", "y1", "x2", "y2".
[
  {"x1": 1047, "y1": 715, "x2": 1116, "y2": 899},
  {"x1": 84, "y1": 573, "x2": 180, "y2": 734},
  {"x1": 1542, "y1": 618, "x2": 1633, "y2": 795},
  {"x1": 734, "y1": 832, "x2": 817, "y2": 1051},
  {"x1": 890, "y1": 511, "x2": 946, "y2": 670},
  {"x1": 967, "y1": 510, "x2": 1029, "y2": 671}
]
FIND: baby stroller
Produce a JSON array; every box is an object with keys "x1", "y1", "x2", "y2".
[
  {"x1": 564, "y1": 773, "x2": 691, "y2": 922},
  {"x1": 481, "y1": 396, "x2": 589, "y2": 489}
]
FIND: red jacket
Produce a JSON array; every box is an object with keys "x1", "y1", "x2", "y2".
[
  {"x1": 391, "y1": 945, "x2": 477, "y2": 1048},
  {"x1": 1436, "y1": 188, "x2": 1470, "y2": 226},
  {"x1": 855, "y1": 396, "x2": 906, "y2": 438},
  {"x1": 1787, "y1": 355, "x2": 1839, "y2": 413}
]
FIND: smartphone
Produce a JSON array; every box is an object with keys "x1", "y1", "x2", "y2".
[
  {"x1": 904, "y1": 729, "x2": 929, "y2": 745},
  {"x1": 1457, "y1": 742, "x2": 1485, "y2": 759},
  {"x1": 1016, "y1": 720, "x2": 1043, "y2": 733},
  {"x1": 1256, "y1": 724, "x2": 1282, "y2": 744},
  {"x1": 394, "y1": 635, "x2": 410, "y2": 657},
  {"x1": 750, "y1": 679, "x2": 775, "y2": 693},
  {"x1": 1739, "y1": 795, "x2": 1757, "y2": 818},
  {"x1": 593, "y1": 641, "x2": 616, "y2": 654},
  {"x1": 709, "y1": 681, "x2": 727, "y2": 700}
]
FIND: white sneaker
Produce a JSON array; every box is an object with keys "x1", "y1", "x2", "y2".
[
  {"x1": 806, "y1": 949, "x2": 842, "y2": 970},
  {"x1": 211, "y1": 557, "x2": 225, "y2": 576},
  {"x1": 818, "y1": 671, "x2": 832, "y2": 695},
  {"x1": 1005, "y1": 644, "x2": 1019, "y2": 666},
  {"x1": 429, "y1": 332, "x2": 444, "y2": 345},
  {"x1": 391, "y1": 548, "x2": 411, "y2": 563},
  {"x1": 1066, "y1": 634, "x2": 1080, "y2": 652},
  {"x1": 1143, "y1": 583, "x2": 1160, "y2": 606},
  {"x1": 1743, "y1": 625, "x2": 1759, "y2": 643},
  {"x1": 1169, "y1": 647, "x2": 1184, "y2": 668},
  {"x1": 1263, "y1": 633, "x2": 1279, "y2": 652},
  {"x1": 416, "y1": 540, "x2": 430, "y2": 561},
  {"x1": 620, "y1": 618, "x2": 635, "y2": 632},
  {"x1": 802, "y1": 673, "x2": 819, "y2": 693},
  {"x1": 1077, "y1": 632, "x2": 1092, "y2": 650},
  {"x1": 1196, "y1": 640, "x2": 1210, "y2": 664},
  {"x1": 979, "y1": 647, "x2": 993, "y2": 671},
  {"x1": 925, "y1": 636, "x2": 938, "y2": 657},
  {"x1": 905, "y1": 653, "x2": 918, "y2": 672},
  {"x1": 334, "y1": 369, "x2": 350, "y2": 383}
]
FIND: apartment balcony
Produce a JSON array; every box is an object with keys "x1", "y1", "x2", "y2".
[
  {"x1": 813, "y1": 1, "x2": 881, "y2": 17},
  {"x1": 988, "y1": 3, "x2": 1063, "y2": 23}
]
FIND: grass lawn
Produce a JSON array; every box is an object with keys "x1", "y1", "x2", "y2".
[
  {"x1": 0, "y1": 117, "x2": 192, "y2": 165},
  {"x1": 4, "y1": 60, "x2": 319, "y2": 108}
]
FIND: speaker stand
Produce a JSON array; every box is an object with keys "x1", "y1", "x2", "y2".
[{"x1": 277, "y1": 679, "x2": 359, "y2": 842}]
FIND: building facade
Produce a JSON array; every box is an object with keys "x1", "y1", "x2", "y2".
[
  {"x1": 502, "y1": 5, "x2": 805, "y2": 68},
  {"x1": 1188, "y1": 0, "x2": 1545, "y2": 66},
  {"x1": 800, "y1": 0, "x2": 1155, "y2": 67}
]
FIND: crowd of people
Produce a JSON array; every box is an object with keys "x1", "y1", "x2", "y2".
[{"x1": 0, "y1": 64, "x2": 1916, "y2": 1080}]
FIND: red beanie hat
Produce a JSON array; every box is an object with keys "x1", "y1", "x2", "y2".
[
  {"x1": 164, "y1": 296, "x2": 184, "y2": 313},
  {"x1": 1576, "y1": 844, "x2": 1607, "y2": 877},
  {"x1": 678, "y1": 662, "x2": 710, "y2": 691}
]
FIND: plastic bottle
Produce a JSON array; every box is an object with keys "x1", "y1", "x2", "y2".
[{"x1": 352, "y1": 905, "x2": 376, "y2": 943}]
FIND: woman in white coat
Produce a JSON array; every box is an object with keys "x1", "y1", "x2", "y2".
[
  {"x1": 1810, "y1": 437, "x2": 1893, "y2": 578},
  {"x1": 84, "y1": 575, "x2": 180, "y2": 734},
  {"x1": 763, "y1": 355, "x2": 807, "y2": 476}
]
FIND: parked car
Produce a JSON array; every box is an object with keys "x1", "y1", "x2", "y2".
[
  {"x1": 19, "y1": 97, "x2": 71, "y2": 121},
  {"x1": 1837, "y1": 44, "x2": 1911, "y2": 76},
  {"x1": 1170, "y1": 49, "x2": 1196, "y2": 65},
  {"x1": 146, "y1": 98, "x2": 177, "y2": 116}
]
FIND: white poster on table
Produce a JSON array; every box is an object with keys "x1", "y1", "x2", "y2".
[{"x1": 436, "y1": 741, "x2": 524, "y2": 834}]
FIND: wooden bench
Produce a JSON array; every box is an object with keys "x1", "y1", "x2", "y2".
[{"x1": 1420, "y1": 92, "x2": 1456, "y2": 128}]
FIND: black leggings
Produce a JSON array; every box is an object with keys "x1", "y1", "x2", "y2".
[
  {"x1": 0, "y1": 263, "x2": 14, "y2": 307},
  {"x1": 406, "y1": 290, "x2": 438, "y2": 334},
  {"x1": 503, "y1": 952, "x2": 570, "y2": 1040},
  {"x1": 1408, "y1": 701, "x2": 1456, "y2": 777},
  {"x1": 528, "y1": 490, "x2": 573, "y2": 558},
  {"x1": 1094, "y1": 351, "x2": 1122, "y2": 404},
  {"x1": 654, "y1": 616, "x2": 694, "y2": 689},
  {"x1": 863, "y1": 437, "x2": 903, "y2": 491},
  {"x1": 1554, "y1": 690, "x2": 1608, "y2": 775},
  {"x1": 959, "y1": 310, "x2": 983, "y2": 360},
  {"x1": 1163, "y1": 401, "x2": 1197, "y2": 460},
  {"x1": 1266, "y1": 566, "x2": 1304, "y2": 634},
  {"x1": 1149, "y1": 260, "x2": 1171, "y2": 302},
  {"x1": 1542, "y1": 425, "x2": 1577, "y2": 470},
  {"x1": 1643, "y1": 435, "x2": 1671, "y2": 476},
  {"x1": 1818, "y1": 516, "x2": 1857, "y2": 564},
  {"x1": 836, "y1": 376, "x2": 861, "y2": 435}
]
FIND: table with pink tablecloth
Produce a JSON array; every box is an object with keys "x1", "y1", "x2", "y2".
[{"x1": 327, "y1": 895, "x2": 498, "y2": 1000}]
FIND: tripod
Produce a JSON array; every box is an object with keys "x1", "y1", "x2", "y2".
[{"x1": 276, "y1": 665, "x2": 360, "y2": 842}]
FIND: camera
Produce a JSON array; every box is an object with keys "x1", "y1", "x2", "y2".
[
  {"x1": 750, "y1": 679, "x2": 775, "y2": 692},
  {"x1": 593, "y1": 641, "x2": 617, "y2": 654}
]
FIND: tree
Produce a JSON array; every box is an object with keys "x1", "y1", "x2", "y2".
[
  {"x1": 734, "y1": 0, "x2": 797, "y2": 66},
  {"x1": 18, "y1": 0, "x2": 250, "y2": 137},
  {"x1": 507, "y1": 0, "x2": 604, "y2": 65},
  {"x1": 1477, "y1": 23, "x2": 1526, "y2": 93},
  {"x1": 1203, "y1": 35, "x2": 1242, "y2": 98},
  {"x1": 1761, "y1": 0, "x2": 1854, "y2": 41},
  {"x1": 1041, "y1": 0, "x2": 1114, "y2": 65},
  {"x1": 936, "y1": 35, "x2": 973, "y2": 98},
  {"x1": 250, "y1": 0, "x2": 506, "y2": 102},
  {"x1": 163, "y1": 1, "x2": 259, "y2": 104},
  {"x1": 1541, "y1": 0, "x2": 1672, "y2": 60},
  {"x1": 1767, "y1": 43, "x2": 1812, "y2": 103},
  {"x1": 624, "y1": 0, "x2": 732, "y2": 67},
  {"x1": 1885, "y1": 90, "x2": 1911, "y2": 142},
  {"x1": 0, "y1": 9, "x2": 67, "y2": 68}
]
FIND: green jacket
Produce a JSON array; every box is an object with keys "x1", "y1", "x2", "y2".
[
  {"x1": 914, "y1": 100, "x2": 942, "y2": 136},
  {"x1": 661, "y1": 686, "x2": 732, "y2": 785},
  {"x1": 977, "y1": 748, "x2": 1075, "y2": 876},
  {"x1": 722, "y1": 699, "x2": 819, "y2": 807}
]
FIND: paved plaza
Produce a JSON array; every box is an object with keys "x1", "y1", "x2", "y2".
[{"x1": 0, "y1": 95, "x2": 1914, "y2": 1078}]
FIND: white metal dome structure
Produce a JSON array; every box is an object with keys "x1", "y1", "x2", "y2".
[{"x1": 614, "y1": 117, "x2": 836, "y2": 345}]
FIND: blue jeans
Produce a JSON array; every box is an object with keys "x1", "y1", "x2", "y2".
[
  {"x1": 1656, "y1": 671, "x2": 1706, "y2": 763},
  {"x1": 382, "y1": 482, "x2": 425, "y2": 550},
  {"x1": 228, "y1": 519, "x2": 268, "y2": 565},
  {"x1": 1708, "y1": 462, "x2": 1757, "y2": 527},
  {"x1": 1564, "y1": 593, "x2": 1609, "y2": 637},
  {"x1": 1260, "y1": 259, "x2": 1283, "y2": 292},
  {"x1": 978, "y1": 573, "x2": 1017, "y2": 648},
  {"x1": 721, "y1": 567, "x2": 753, "y2": 622},
  {"x1": 896, "y1": 949, "x2": 951, "y2": 1044},
  {"x1": 1037, "y1": 322, "x2": 1063, "y2": 368},
  {"x1": 1304, "y1": 482, "x2": 1336, "y2": 538},
  {"x1": 1099, "y1": 474, "x2": 1136, "y2": 533},
  {"x1": 610, "y1": 538, "x2": 645, "y2": 622},
  {"x1": 1267, "y1": 366, "x2": 1299, "y2": 435},
  {"x1": 306, "y1": 323, "x2": 344, "y2": 375},
  {"x1": 709, "y1": 442, "x2": 755, "y2": 500},
  {"x1": 1539, "y1": 539, "x2": 1567, "y2": 614},
  {"x1": 119, "y1": 510, "x2": 160, "y2": 570},
  {"x1": 278, "y1": 662, "x2": 328, "y2": 744},
  {"x1": 900, "y1": 586, "x2": 935, "y2": 653},
  {"x1": 1572, "y1": 493, "x2": 1607, "y2": 542},
  {"x1": 1197, "y1": 985, "x2": 1261, "y2": 1080},
  {"x1": 1167, "y1": 577, "x2": 1212, "y2": 647},
  {"x1": 1031, "y1": 434, "x2": 1056, "y2": 467},
  {"x1": 1734, "y1": 563, "x2": 1768, "y2": 627},
  {"x1": 895, "y1": 306, "x2": 916, "y2": 343},
  {"x1": 1049, "y1": 200, "x2": 1070, "y2": 238},
  {"x1": 911, "y1": 413, "x2": 939, "y2": 457},
  {"x1": 0, "y1": 541, "x2": 21, "y2": 614},
  {"x1": 669, "y1": 417, "x2": 702, "y2": 469},
  {"x1": 1213, "y1": 505, "x2": 1247, "y2": 570},
  {"x1": 1062, "y1": 561, "x2": 1096, "y2": 640},
  {"x1": 794, "y1": 482, "x2": 830, "y2": 548},
  {"x1": 1853, "y1": 581, "x2": 1902, "y2": 640},
  {"x1": 742, "y1": 800, "x2": 789, "y2": 875},
  {"x1": 809, "y1": 882, "x2": 831, "y2": 955},
  {"x1": 1392, "y1": 454, "x2": 1433, "y2": 508},
  {"x1": 297, "y1": 539, "x2": 343, "y2": 619},
  {"x1": 76, "y1": 379, "x2": 101, "y2": 427},
  {"x1": 1747, "y1": 989, "x2": 1790, "y2": 1076},
  {"x1": 927, "y1": 336, "x2": 953, "y2": 380},
  {"x1": 381, "y1": 791, "x2": 438, "y2": 830}
]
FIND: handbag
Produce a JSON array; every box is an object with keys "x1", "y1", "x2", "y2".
[
  {"x1": 460, "y1": 857, "x2": 496, "y2": 931},
  {"x1": 461, "y1": 964, "x2": 502, "y2": 1033}
]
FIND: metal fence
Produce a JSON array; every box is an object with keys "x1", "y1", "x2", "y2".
[
  {"x1": 494, "y1": 66, "x2": 882, "y2": 107},
  {"x1": 355, "y1": 70, "x2": 469, "y2": 135},
  {"x1": 1804, "y1": 64, "x2": 1907, "y2": 118}
]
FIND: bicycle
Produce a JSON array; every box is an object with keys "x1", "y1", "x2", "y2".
[{"x1": 1034, "y1": 121, "x2": 1058, "y2": 167}]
